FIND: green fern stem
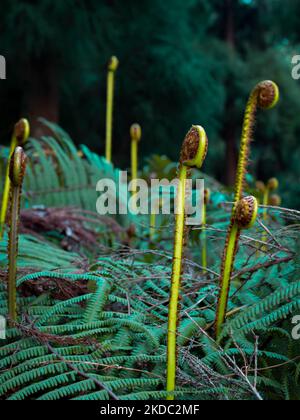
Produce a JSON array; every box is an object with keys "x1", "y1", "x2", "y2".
[
  {"x1": 215, "y1": 222, "x2": 239, "y2": 337},
  {"x1": 216, "y1": 196, "x2": 259, "y2": 337},
  {"x1": 234, "y1": 82, "x2": 279, "y2": 204},
  {"x1": 261, "y1": 178, "x2": 278, "y2": 247},
  {"x1": 167, "y1": 126, "x2": 208, "y2": 400},
  {"x1": 261, "y1": 187, "x2": 269, "y2": 247},
  {"x1": 130, "y1": 124, "x2": 142, "y2": 198},
  {"x1": 0, "y1": 119, "x2": 29, "y2": 240},
  {"x1": 201, "y1": 189, "x2": 210, "y2": 271},
  {"x1": 150, "y1": 212, "x2": 156, "y2": 240},
  {"x1": 167, "y1": 165, "x2": 187, "y2": 399},
  {"x1": 150, "y1": 198, "x2": 163, "y2": 240},
  {"x1": 105, "y1": 56, "x2": 119, "y2": 163},
  {"x1": 215, "y1": 81, "x2": 279, "y2": 339},
  {"x1": 7, "y1": 147, "x2": 27, "y2": 322}
]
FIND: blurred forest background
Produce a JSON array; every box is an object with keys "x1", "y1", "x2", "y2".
[{"x1": 0, "y1": 0, "x2": 300, "y2": 207}]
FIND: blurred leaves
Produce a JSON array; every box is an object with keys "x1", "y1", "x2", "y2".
[{"x1": 0, "y1": 0, "x2": 300, "y2": 208}]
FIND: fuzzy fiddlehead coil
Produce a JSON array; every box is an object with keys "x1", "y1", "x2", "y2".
[
  {"x1": 234, "y1": 81, "x2": 279, "y2": 205},
  {"x1": 15, "y1": 119, "x2": 30, "y2": 145},
  {"x1": 180, "y1": 125, "x2": 208, "y2": 169},
  {"x1": 235, "y1": 196, "x2": 258, "y2": 229},
  {"x1": 0, "y1": 119, "x2": 30, "y2": 240}
]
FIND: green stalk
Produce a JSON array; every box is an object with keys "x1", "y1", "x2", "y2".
[
  {"x1": 201, "y1": 189, "x2": 210, "y2": 271},
  {"x1": 105, "y1": 56, "x2": 119, "y2": 163},
  {"x1": 167, "y1": 125, "x2": 208, "y2": 400},
  {"x1": 0, "y1": 119, "x2": 29, "y2": 240},
  {"x1": 130, "y1": 124, "x2": 142, "y2": 197},
  {"x1": 262, "y1": 178, "x2": 279, "y2": 247},
  {"x1": 7, "y1": 147, "x2": 27, "y2": 323}
]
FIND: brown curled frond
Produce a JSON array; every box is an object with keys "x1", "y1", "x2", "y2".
[
  {"x1": 180, "y1": 125, "x2": 208, "y2": 169},
  {"x1": 235, "y1": 196, "x2": 258, "y2": 230},
  {"x1": 255, "y1": 80, "x2": 279, "y2": 110},
  {"x1": 14, "y1": 118, "x2": 30, "y2": 145}
]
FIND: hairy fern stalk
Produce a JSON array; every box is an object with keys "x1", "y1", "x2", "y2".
[
  {"x1": 0, "y1": 119, "x2": 29, "y2": 240},
  {"x1": 167, "y1": 126, "x2": 208, "y2": 400},
  {"x1": 105, "y1": 56, "x2": 119, "y2": 163},
  {"x1": 215, "y1": 81, "x2": 279, "y2": 338}
]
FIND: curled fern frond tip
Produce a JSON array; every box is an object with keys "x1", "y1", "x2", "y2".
[
  {"x1": 130, "y1": 123, "x2": 142, "y2": 142},
  {"x1": 9, "y1": 146, "x2": 27, "y2": 187},
  {"x1": 256, "y1": 80, "x2": 279, "y2": 110},
  {"x1": 256, "y1": 181, "x2": 266, "y2": 193},
  {"x1": 180, "y1": 125, "x2": 208, "y2": 169},
  {"x1": 235, "y1": 196, "x2": 258, "y2": 229},
  {"x1": 269, "y1": 194, "x2": 282, "y2": 207},
  {"x1": 108, "y1": 56, "x2": 119, "y2": 71},
  {"x1": 267, "y1": 177, "x2": 279, "y2": 191}
]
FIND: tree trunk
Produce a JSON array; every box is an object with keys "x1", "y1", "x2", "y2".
[{"x1": 24, "y1": 56, "x2": 59, "y2": 138}]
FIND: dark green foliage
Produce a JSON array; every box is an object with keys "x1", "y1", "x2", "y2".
[
  {"x1": 0, "y1": 249, "x2": 299, "y2": 400},
  {"x1": 1, "y1": 0, "x2": 299, "y2": 208}
]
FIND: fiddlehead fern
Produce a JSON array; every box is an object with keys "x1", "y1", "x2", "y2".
[
  {"x1": 234, "y1": 81, "x2": 279, "y2": 204},
  {"x1": 105, "y1": 56, "x2": 119, "y2": 163},
  {"x1": 215, "y1": 81, "x2": 279, "y2": 339},
  {"x1": 167, "y1": 125, "x2": 208, "y2": 400},
  {"x1": 7, "y1": 146, "x2": 27, "y2": 322},
  {"x1": 0, "y1": 119, "x2": 29, "y2": 240},
  {"x1": 130, "y1": 123, "x2": 142, "y2": 197},
  {"x1": 269, "y1": 194, "x2": 281, "y2": 207},
  {"x1": 235, "y1": 196, "x2": 258, "y2": 229}
]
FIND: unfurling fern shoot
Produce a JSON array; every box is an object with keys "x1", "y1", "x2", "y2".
[
  {"x1": 0, "y1": 119, "x2": 30, "y2": 240},
  {"x1": 215, "y1": 81, "x2": 279, "y2": 338},
  {"x1": 167, "y1": 126, "x2": 208, "y2": 400},
  {"x1": 105, "y1": 56, "x2": 119, "y2": 163},
  {"x1": 130, "y1": 123, "x2": 142, "y2": 197},
  {"x1": 8, "y1": 147, "x2": 27, "y2": 322}
]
